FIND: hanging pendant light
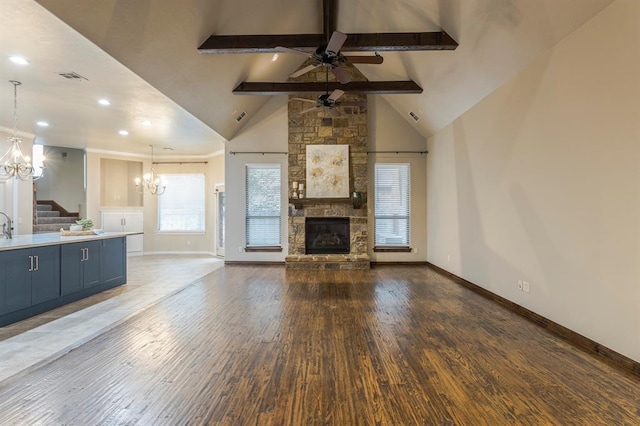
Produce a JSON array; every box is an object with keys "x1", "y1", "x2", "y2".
[
  {"x1": 0, "y1": 80, "x2": 45, "y2": 181},
  {"x1": 134, "y1": 144, "x2": 166, "y2": 195}
]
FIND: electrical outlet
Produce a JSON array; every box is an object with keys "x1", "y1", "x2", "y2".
[
  {"x1": 518, "y1": 280, "x2": 523, "y2": 291},
  {"x1": 447, "y1": 254, "x2": 450, "y2": 262},
  {"x1": 238, "y1": 246, "x2": 243, "y2": 253},
  {"x1": 523, "y1": 281, "x2": 530, "y2": 293},
  {"x1": 414, "y1": 247, "x2": 419, "y2": 254}
]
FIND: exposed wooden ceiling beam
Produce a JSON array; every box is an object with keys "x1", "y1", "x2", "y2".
[
  {"x1": 341, "y1": 31, "x2": 458, "y2": 51},
  {"x1": 233, "y1": 81, "x2": 423, "y2": 95},
  {"x1": 198, "y1": 34, "x2": 325, "y2": 54},
  {"x1": 198, "y1": 31, "x2": 457, "y2": 54},
  {"x1": 323, "y1": 0, "x2": 337, "y2": 43}
]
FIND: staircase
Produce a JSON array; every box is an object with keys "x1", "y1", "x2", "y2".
[{"x1": 34, "y1": 202, "x2": 80, "y2": 234}]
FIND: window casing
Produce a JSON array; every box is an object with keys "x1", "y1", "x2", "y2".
[
  {"x1": 246, "y1": 164, "x2": 281, "y2": 247},
  {"x1": 374, "y1": 163, "x2": 410, "y2": 247},
  {"x1": 158, "y1": 174, "x2": 206, "y2": 232}
]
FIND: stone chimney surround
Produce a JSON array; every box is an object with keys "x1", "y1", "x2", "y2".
[{"x1": 285, "y1": 64, "x2": 370, "y2": 270}]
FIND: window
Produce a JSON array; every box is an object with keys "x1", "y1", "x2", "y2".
[
  {"x1": 32, "y1": 145, "x2": 45, "y2": 179},
  {"x1": 246, "y1": 164, "x2": 281, "y2": 247},
  {"x1": 158, "y1": 174, "x2": 205, "y2": 232},
  {"x1": 374, "y1": 163, "x2": 410, "y2": 247},
  {"x1": 217, "y1": 190, "x2": 225, "y2": 249}
]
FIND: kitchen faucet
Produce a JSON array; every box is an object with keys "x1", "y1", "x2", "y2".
[{"x1": 0, "y1": 211, "x2": 13, "y2": 239}]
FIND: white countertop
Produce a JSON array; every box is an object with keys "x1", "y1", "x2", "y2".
[{"x1": 0, "y1": 231, "x2": 143, "y2": 251}]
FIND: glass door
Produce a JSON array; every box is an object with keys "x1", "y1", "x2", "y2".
[{"x1": 215, "y1": 185, "x2": 225, "y2": 257}]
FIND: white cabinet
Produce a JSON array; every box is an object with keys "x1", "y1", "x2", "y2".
[{"x1": 101, "y1": 210, "x2": 143, "y2": 255}]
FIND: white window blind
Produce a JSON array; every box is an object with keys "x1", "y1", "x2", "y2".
[
  {"x1": 158, "y1": 174, "x2": 205, "y2": 232},
  {"x1": 374, "y1": 163, "x2": 410, "y2": 246},
  {"x1": 246, "y1": 164, "x2": 281, "y2": 247}
]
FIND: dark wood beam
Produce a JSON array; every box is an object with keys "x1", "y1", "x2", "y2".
[
  {"x1": 198, "y1": 31, "x2": 457, "y2": 54},
  {"x1": 342, "y1": 31, "x2": 458, "y2": 51},
  {"x1": 232, "y1": 81, "x2": 423, "y2": 95},
  {"x1": 323, "y1": 0, "x2": 337, "y2": 43},
  {"x1": 198, "y1": 34, "x2": 325, "y2": 54}
]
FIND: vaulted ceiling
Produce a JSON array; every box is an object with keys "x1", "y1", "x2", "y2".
[{"x1": 0, "y1": 0, "x2": 614, "y2": 156}]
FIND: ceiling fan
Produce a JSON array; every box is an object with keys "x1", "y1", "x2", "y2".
[
  {"x1": 292, "y1": 88, "x2": 366, "y2": 117},
  {"x1": 277, "y1": 31, "x2": 384, "y2": 84},
  {"x1": 291, "y1": 65, "x2": 367, "y2": 116}
]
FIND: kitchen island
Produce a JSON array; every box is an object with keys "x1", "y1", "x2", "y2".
[{"x1": 0, "y1": 231, "x2": 138, "y2": 327}]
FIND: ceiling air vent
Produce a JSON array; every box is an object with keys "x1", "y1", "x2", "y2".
[
  {"x1": 235, "y1": 111, "x2": 247, "y2": 123},
  {"x1": 58, "y1": 72, "x2": 88, "y2": 81},
  {"x1": 408, "y1": 111, "x2": 420, "y2": 122}
]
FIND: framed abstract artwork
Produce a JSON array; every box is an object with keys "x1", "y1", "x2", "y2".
[{"x1": 306, "y1": 144, "x2": 350, "y2": 198}]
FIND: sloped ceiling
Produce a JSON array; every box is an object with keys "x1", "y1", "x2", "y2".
[{"x1": 1, "y1": 0, "x2": 614, "y2": 156}]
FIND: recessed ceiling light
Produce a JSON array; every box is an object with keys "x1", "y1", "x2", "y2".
[
  {"x1": 36, "y1": 121, "x2": 49, "y2": 127},
  {"x1": 271, "y1": 53, "x2": 279, "y2": 62},
  {"x1": 9, "y1": 56, "x2": 29, "y2": 65},
  {"x1": 119, "y1": 130, "x2": 129, "y2": 136},
  {"x1": 98, "y1": 99, "x2": 111, "y2": 106},
  {"x1": 141, "y1": 120, "x2": 152, "y2": 126}
]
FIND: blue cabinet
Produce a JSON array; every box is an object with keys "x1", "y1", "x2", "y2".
[
  {"x1": 31, "y1": 246, "x2": 61, "y2": 305},
  {"x1": 0, "y1": 236, "x2": 127, "y2": 326},
  {"x1": 102, "y1": 237, "x2": 126, "y2": 287},
  {"x1": 0, "y1": 249, "x2": 31, "y2": 315},
  {"x1": 61, "y1": 240, "x2": 101, "y2": 296},
  {"x1": 0, "y1": 246, "x2": 60, "y2": 315}
]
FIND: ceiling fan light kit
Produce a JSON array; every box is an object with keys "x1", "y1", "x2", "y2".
[
  {"x1": 278, "y1": 31, "x2": 384, "y2": 84},
  {"x1": 292, "y1": 89, "x2": 366, "y2": 117}
]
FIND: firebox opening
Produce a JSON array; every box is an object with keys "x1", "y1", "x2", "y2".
[{"x1": 305, "y1": 217, "x2": 350, "y2": 254}]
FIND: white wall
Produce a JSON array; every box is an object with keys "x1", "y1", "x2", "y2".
[
  {"x1": 225, "y1": 96, "x2": 289, "y2": 262},
  {"x1": 224, "y1": 94, "x2": 429, "y2": 263},
  {"x1": 100, "y1": 158, "x2": 143, "y2": 208},
  {"x1": 426, "y1": 0, "x2": 639, "y2": 361},
  {"x1": 36, "y1": 146, "x2": 85, "y2": 213},
  {"x1": 368, "y1": 97, "x2": 428, "y2": 262},
  {"x1": 144, "y1": 158, "x2": 224, "y2": 254},
  {"x1": 87, "y1": 149, "x2": 224, "y2": 255}
]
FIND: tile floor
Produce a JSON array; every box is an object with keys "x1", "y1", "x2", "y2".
[{"x1": 0, "y1": 254, "x2": 224, "y2": 383}]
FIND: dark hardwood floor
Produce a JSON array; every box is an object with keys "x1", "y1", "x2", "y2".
[{"x1": 0, "y1": 265, "x2": 637, "y2": 425}]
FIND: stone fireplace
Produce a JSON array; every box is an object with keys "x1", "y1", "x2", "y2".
[{"x1": 285, "y1": 63, "x2": 370, "y2": 270}]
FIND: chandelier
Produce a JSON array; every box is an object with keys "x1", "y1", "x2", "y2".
[
  {"x1": 0, "y1": 80, "x2": 44, "y2": 181},
  {"x1": 135, "y1": 144, "x2": 166, "y2": 195}
]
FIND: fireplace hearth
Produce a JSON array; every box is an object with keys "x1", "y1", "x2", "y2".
[{"x1": 305, "y1": 217, "x2": 350, "y2": 254}]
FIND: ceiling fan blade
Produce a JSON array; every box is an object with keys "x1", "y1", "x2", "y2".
[
  {"x1": 344, "y1": 55, "x2": 384, "y2": 64},
  {"x1": 291, "y1": 97, "x2": 318, "y2": 104},
  {"x1": 325, "y1": 31, "x2": 347, "y2": 55},
  {"x1": 331, "y1": 66, "x2": 351, "y2": 84},
  {"x1": 290, "y1": 63, "x2": 320, "y2": 78},
  {"x1": 328, "y1": 89, "x2": 345, "y2": 102},
  {"x1": 299, "y1": 106, "x2": 320, "y2": 115},
  {"x1": 275, "y1": 46, "x2": 311, "y2": 57}
]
